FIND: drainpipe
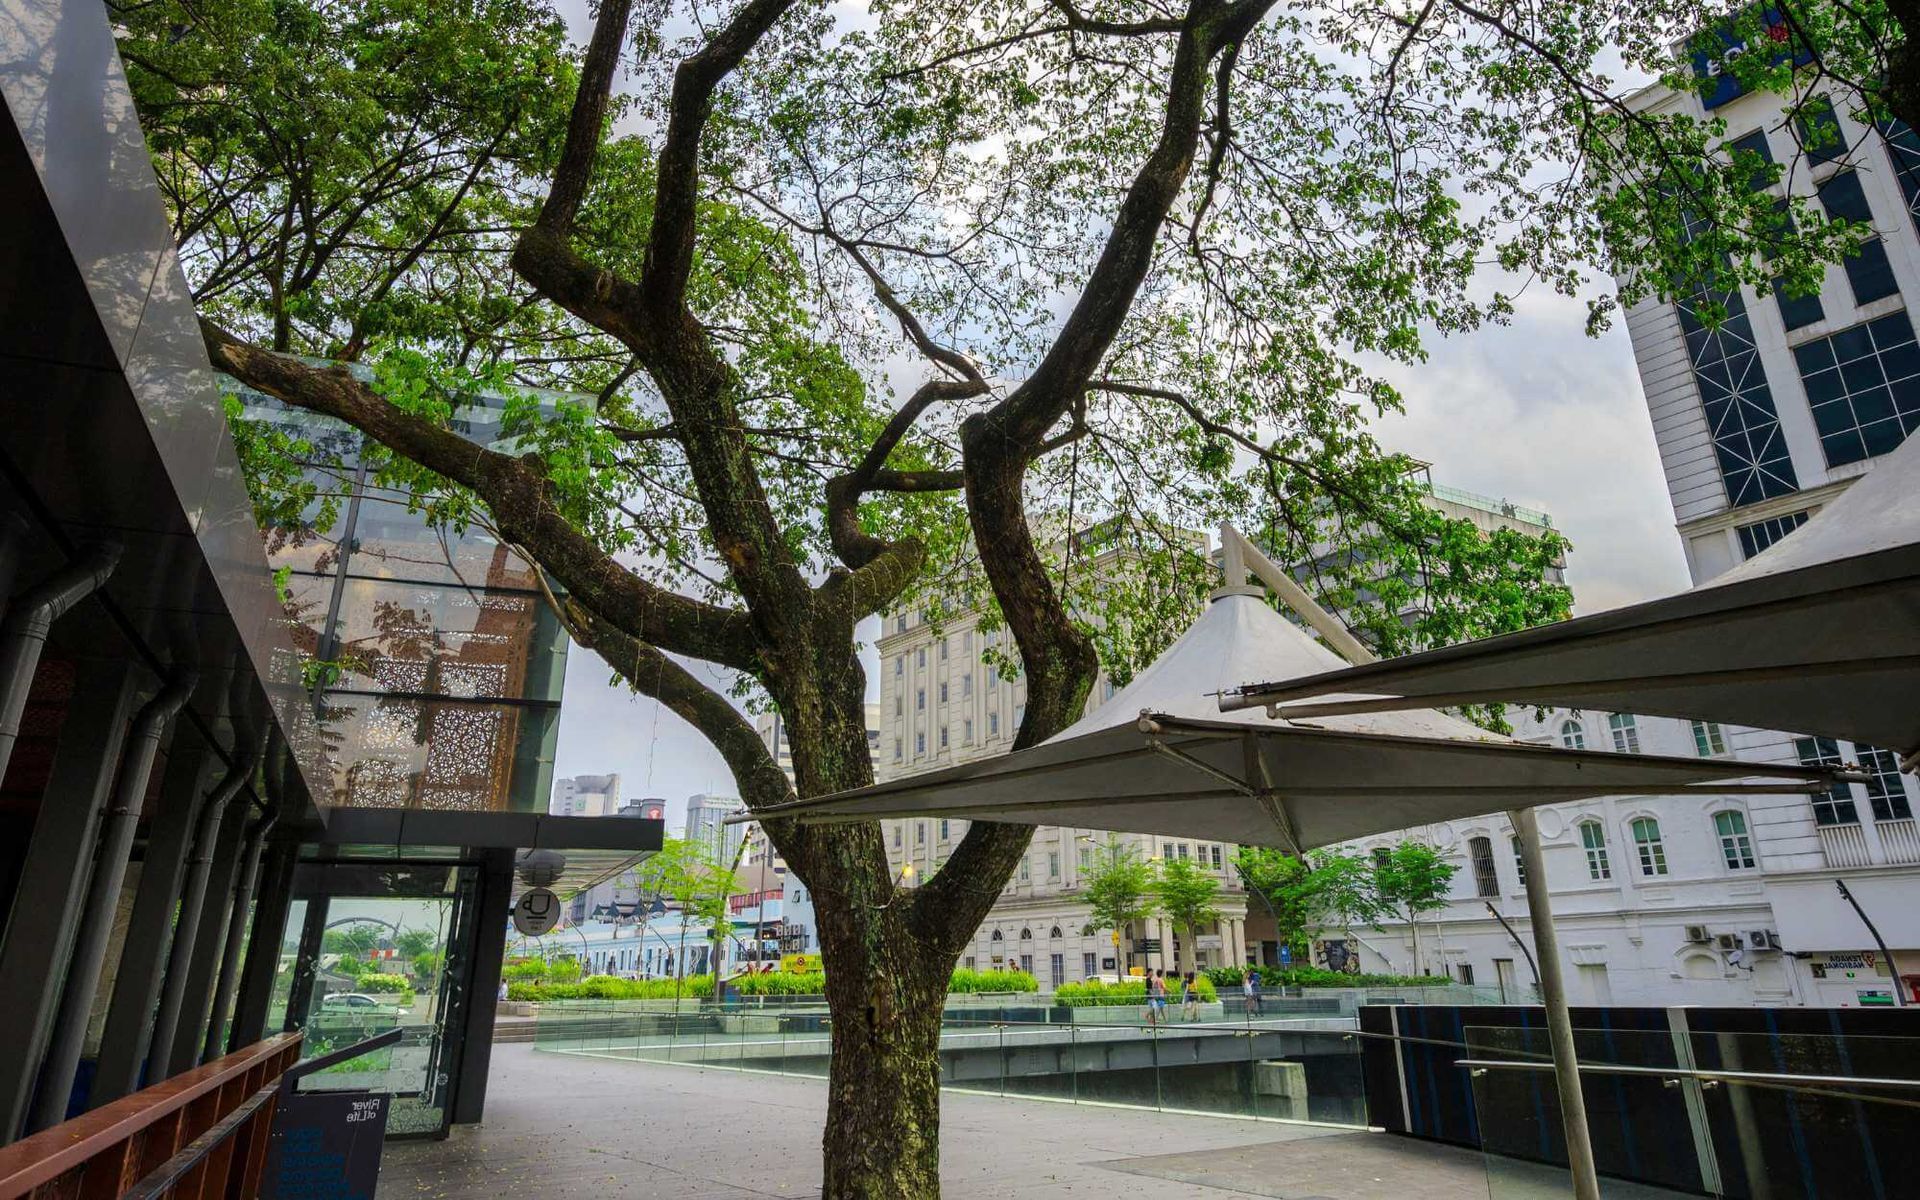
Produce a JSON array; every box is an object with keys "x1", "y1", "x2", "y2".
[
  {"x1": 0, "y1": 544, "x2": 121, "y2": 783},
  {"x1": 203, "y1": 739, "x2": 284, "y2": 1060},
  {"x1": 146, "y1": 739, "x2": 258, "y2": 1082},
  {"x1": 27, "y1": 672, "x2": 196, "y2": 1131}
]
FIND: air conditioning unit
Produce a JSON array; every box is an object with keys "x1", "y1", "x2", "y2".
[
  {"x1": 1715, "y1": 933, "x2": 1744, "y2": 952},
  {"x1": 1684, "y1": 924, "x2": 1712, "y2": 944},
  {"x1": 1748, "y1": 930, "x2": 1781, "y2": 951}
]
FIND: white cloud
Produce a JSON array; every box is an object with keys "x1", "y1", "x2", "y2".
[{"x1": 1375, "y1": 294, "x2": 1692, "y2": 614}]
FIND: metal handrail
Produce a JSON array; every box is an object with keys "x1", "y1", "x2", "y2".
[
  {"x1": 1455, "y1": 1056, "x2": 1920, "y2": 1091},
  {"x1": 286, "y1": 1026, "x2": 405, "y2": 1081}
]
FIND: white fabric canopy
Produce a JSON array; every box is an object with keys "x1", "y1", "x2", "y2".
[
  {"x1": 1227, "y1": 432, "x2": 1920, "y2": 758},
  {"x1": 756, "y1": 591, "x2": 1835, "y2": 850}
]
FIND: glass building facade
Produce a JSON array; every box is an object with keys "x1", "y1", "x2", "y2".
[{"x1": 229, "y1": 376, "x2": 575, "y2": 815}]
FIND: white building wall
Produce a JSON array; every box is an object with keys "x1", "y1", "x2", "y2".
[{"x1": 1347, "y1": 707, "x2": 1919, "y2": 1008}]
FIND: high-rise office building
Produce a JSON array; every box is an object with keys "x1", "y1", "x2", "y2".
[
  {"x1": 685, "y1": 793, "x2": 747, "y2": 864},
  {"x1": 551, "y1": 773, "x2": 623, "y2": 817}
]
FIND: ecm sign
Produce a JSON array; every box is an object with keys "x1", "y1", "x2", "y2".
[{"x1": 513, "y1": 887, "x2": 562, "y2": 936}]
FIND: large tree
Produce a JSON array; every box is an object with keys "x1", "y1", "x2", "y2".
[{"x1": 117, "y1": 0, "x2": 1900, "y2": 1193}]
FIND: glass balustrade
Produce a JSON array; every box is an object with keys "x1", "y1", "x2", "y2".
[
  {"x1": 526, "y1": 994, "x2": 1369, "y2": 1127},
  {"x1": 1463, "y1": 1024, "x2": 1920, "y2": 1199}
]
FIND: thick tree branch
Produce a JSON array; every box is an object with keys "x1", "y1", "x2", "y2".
[
  {"x1": 536, "y1": 0, "x2": 634, "y2": 232},
  {"x1": 910, "y1": 821, "x2": 1036, "y2": 958},
  {"x1": 565, "y1": 598, "x2": 794, "y2": 810},
  {"x1": 642, "y1": 0, "x2": 798, "y2": 314},
  {"x1": 825, "y1": 377, "x2": 979, "y2": 569},
  {"x1": 205, "y1": 320, "x2": 762, "y2": 671}
]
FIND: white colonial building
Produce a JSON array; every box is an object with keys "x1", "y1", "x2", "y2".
[{"x1": 1346, "y1": 705, "x2": 1918, "y2": 1008}]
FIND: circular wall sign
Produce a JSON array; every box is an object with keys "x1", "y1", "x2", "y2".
[{"x1": 512, "y1": 887, "x2": 562, "y2": 936}]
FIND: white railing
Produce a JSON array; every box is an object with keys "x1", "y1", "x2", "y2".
[
  {"x1": 1875, "y1": 817, "x2": 1920, "y2": 865},
  {"x1": 1819, "y1": 823, "x2": 1874, "y2": 868}
]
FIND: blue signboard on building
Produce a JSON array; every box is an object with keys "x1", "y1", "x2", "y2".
[{"x1": 1690, "y1": 8, "x2": 1811, "y2": 110}]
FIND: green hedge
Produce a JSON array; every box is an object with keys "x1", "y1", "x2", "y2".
[
  {"x1": 507, "y1": 974, "x2": 713, "y2": 1001},
  {"x1": 354, "y1": 972, "x2": 411, "y2": 994},
  {"x1": 1203, "y1": 965, "x2": 1454, "y2": 989},
  {"x1": 1053, "y1": 977, "x2": 1217, "y2": 1007},
  {"x1": 731, "y1": 970, "x2": 824, "y2": 995},
  {"x1": 949, "y1": 968, "x2": 1037, "y2": 994}
]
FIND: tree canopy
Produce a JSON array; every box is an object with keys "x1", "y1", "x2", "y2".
[{"x1": 114, "y1": 0, "x2": 1913, "y2": 1190}]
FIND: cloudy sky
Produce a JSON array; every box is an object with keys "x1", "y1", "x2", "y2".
[{"x1": 543, "y1": 3, "x2": 1695, "y2": 830}]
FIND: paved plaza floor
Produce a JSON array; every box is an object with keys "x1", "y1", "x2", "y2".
[{"x1": 376, "y1": 1044, "x2": 1647, "y2": 1199}]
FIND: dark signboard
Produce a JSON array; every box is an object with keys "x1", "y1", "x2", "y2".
[{"x1": 262, "y1": 1090, "x2": 390, "y2": 1200}]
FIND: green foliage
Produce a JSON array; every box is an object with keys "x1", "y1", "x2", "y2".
[
  {"x1": 1235, "y1": 846, "x2": 1387, "y2": 952},
  {"x1": 322, "y1": 924, "x2": 382, "y2": 959},
  {"x1": 640, "y1": 839, "x2": 741, "y2": 939},
  {"x1": 731, "y1": 970, "x2": 825, "y2": 995},
  {"x1": 1079, "y1": 838, "x2": 1157, "y2": 948},
  {"x1": 1204, "y1": 965, "x2": 1452, "y2": 989},
  {"x1": 1373, "y1": 843, "x2": 1459, "y2": 923},
  {"x1": 353, "y1": 972, "x2": 411, "y2": 994},
  {"x1": 1152, "y1": 857, "x2": 1223, "y2": 973},
  {"x1": 394, "y1": 928, "x2": 437, "y2": 959},
  {"x1": 545, "y1": 956, "x2": 583, "y2": 984},
  {"x1": 947, "y1": 968, "x2": 1038, "y2": 994},
  {"x1": 502, "y1": 958, "x2": 550, "y2": 983},
  {"x1": 118, "y1": 0, "x2": 578, "y2": 358},
  {"x1": 508, "y1": 974, "x2": 714, "y2": 1002},
  {"x1": 1054, "y1": 977, "x2": 1217, "y2": 1007}
]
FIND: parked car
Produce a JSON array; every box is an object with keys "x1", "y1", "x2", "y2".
[{"x1": 321, "y1": 991, "x2": 411, "y2": 1013}]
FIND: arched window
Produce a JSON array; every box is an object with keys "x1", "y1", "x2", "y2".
[
  {"x1": 990, "y1": 929, "x2": 1003, "y2": 941},
  {"x1": 1468, "y1": 835, "x2": 1498, "y2": 897},
  {"x1": 1608, "y1": 713, "x2": 1641, "y2": 753},
  {"x1": 1019, "y1": 927, "x2": 1033, "y2": 940},
  {"x1": 1714, "y1": 811, "x2": 1756, "y2": 870},
  {"x1": 1578, "y1": 820, "x2": 1611, "y2": 881},
  {"x1": 1559, "y1": 720, "x2": 1586, "y2": 750},
  {"x1": 1049, "y1": 926, "x2": 1064, "y2": 939},
  {"x1": 1630, "y1": 817, "x2": 1668, "y2": 876}
]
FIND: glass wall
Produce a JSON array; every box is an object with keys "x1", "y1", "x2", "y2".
[{"x1": 230, "y1": 377, "x2": 575, "y2": 814}]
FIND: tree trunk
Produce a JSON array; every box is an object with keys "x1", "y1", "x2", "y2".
[
  {"x1": 818, "y1": 932, "x2": 947, "y2": 1197},
  {"x1": 1409, "y1": 912, "x2": 1423, "y2": 976}
]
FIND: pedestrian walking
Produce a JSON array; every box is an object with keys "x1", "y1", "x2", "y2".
[
  {"x1": 1181, "y1": 972, "x2": 1199, "y2": 1021},
  {"x1": 1242, "y1": 971, "x2": 1260, "y2": 1015}
]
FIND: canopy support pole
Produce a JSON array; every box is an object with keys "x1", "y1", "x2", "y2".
[
  {"x1": 1509, "y1": 806, "x2": 1600, "y2": 1200},
  {"x1": 1221, "y1": 524, "x2": 1377, "y2": 665}
]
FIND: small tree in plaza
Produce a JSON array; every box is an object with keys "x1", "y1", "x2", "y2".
[
  {"x1": 1080, "y1": 838, "x2": 1157, "y2": 976},
  {"x1": 1372, "y1": 842, "x2": 1459, "y2": 977},
  {"x1": 1153, "y1": 857, "x2": 1222, "y2": 977},
  {"x1": 637, "y1": 838, "x2": 740, "y2": 990}
]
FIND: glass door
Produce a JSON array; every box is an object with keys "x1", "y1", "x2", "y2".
[{"x1": 284, "y1": 861, "x2": 481, "y2": 1138}]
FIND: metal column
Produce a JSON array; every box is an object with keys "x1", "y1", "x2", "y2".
[
  {"x1": 28, "y1": 674, "x2": 194, "y2": 1131},
  {"x1": 228, "y1": 839, "x2": 298, "y2": 1051},
  {"x1": 450, "y1": 849, "x2": 514, "y2": 1126},
  {"x1": 0, "y1": 545, "x2": 120, "y2": 787},
  {"x1": 167, "y1": 803, "x2": 248, "y2": 1072},
  {"x1": 145, "y1": 747, "x2": 254, "y2": 1081},
  {"x1": 91, "y1": 733, "x2": 217, "y2": 1105},
  {"x1": 202, "y1": 762, "x2": 280, "y2": 1061},
  {"x1": 0, "y1": 658, "x2": 140, "y2": 1140},
  {"x1": 1509, "y1": 806, "x2": 1601, "y2": 1200}
]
